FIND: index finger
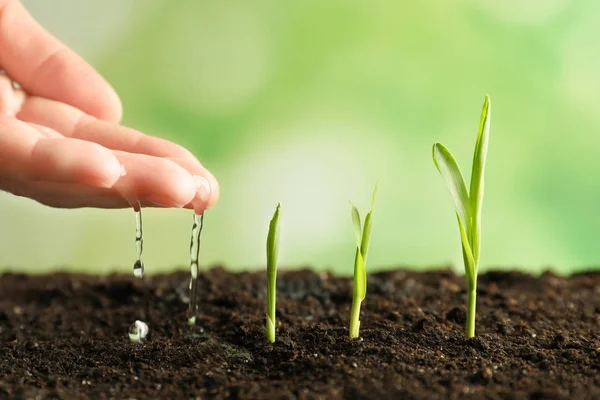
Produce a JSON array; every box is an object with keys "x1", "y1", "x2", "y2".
[{"x1": 0, "y1": 0, "x2": 122, "y2": 122}]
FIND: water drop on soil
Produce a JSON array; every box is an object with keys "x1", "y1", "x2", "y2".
[{"x1": 133, "y1": 259, "x2": 144, "y2": 279}]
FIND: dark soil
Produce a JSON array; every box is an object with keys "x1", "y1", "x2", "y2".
[{"x1": 0, "y1": 267, "x2": 599, "y2": 399}]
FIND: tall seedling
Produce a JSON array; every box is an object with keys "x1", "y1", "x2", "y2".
[
  {"x1": 349, "y1": 184, "x2": 378, "y2": 340},
  {"x1": 432, "y1": 95, "x2": 491, "y2": 338}
]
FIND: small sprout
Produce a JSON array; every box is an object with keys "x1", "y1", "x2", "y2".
[
  {"x1": 432, "y1": 95, "x2": 491, "y2": 338},
  {"x1": 348, "y1": 184, "x2": 378, "y2": 340},
  {"x1": 266, "y1": 203, "x2": 281, "y2": 343},
  {"x1": 128, "y1": 320, "x2": 149, "y2": 342}
]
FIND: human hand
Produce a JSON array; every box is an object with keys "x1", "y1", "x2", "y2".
[{"x1": 0, "y1": 0, "x2": 219, "y2": 213}]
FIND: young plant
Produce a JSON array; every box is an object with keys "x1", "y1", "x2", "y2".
[
  {"x1": 266, "y1": 203, "x2": 281, "y2": 343},
  {"x1": 432, "y1": 95, "x2": 491, "y2": 338},
  {"x1": 349, "y1": 184, "x2": 378, "y2": 340}
]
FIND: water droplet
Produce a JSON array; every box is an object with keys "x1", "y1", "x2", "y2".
[
  {"x1": 128, "y1": 320, "x2": 149, "y2": 342},
  {"x1": 133, "y1": 259, "x2": 144, "y2": 279},
  {"x1": 187, "y1": 213, "x2": 204, "y2": 325}
]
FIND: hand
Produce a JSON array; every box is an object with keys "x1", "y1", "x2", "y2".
[{"x1": 0, "y1": 0, "x2": 219, "y2": 212}]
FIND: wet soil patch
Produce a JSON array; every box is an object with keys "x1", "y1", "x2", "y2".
[{"x1": 0, "y1": 268, "x2": 599, "y2": 399}]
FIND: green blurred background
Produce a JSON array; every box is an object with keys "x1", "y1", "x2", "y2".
[{"x1": 1, "y1": 0, "x2": 598, "y2": 275}]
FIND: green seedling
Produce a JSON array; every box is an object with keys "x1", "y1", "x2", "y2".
[
  {"x1": 266, "y1": 203, "x2": 281, "y2": 343},
  {"x1": 349, "y1": 184, "x2": 378, "y2": 340},
  {"x1": 432, "y1": 95, "x2": 491, "y2": 338}
]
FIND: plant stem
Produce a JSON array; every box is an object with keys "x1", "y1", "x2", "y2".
[
  {"x1": 466, "y1": 283, "x2": 477, "y2": 338},
  {"x1": 349, "y1": 297, "x2": 361, "y2": 339},
  {"x1": 266, "y1": 315, "x2": 275, "y2": 343},
  {"x1": 266, "y1": 280, "x2": 276, "y2": 343}
]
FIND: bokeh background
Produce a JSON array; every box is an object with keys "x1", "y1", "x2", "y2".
[{"x1": 1, "y1": 0, "x2": 599, "y2": 275}]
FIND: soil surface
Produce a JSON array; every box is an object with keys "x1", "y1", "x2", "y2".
[{"x1": 0, "y1": 267, "x2": 599, "y2": 400}]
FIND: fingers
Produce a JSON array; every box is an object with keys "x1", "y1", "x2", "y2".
[
  {"x1": 0, "y1": 152, "x2": 201, "y2": 210},
  {"x1": 18, "y1": 96, "x2": 199, "y2": 163},
  {"x1": 0, "y1": 179, "x2": 190, "y2": 209},
  {"x1": 0, "y1": 149, "x2": 200, "y2": 210},
  {"x1": 0, "y1": 178, "x2": 183, "y2": 209},
  {"x1": 0, "y1": 118, "x2": 122, "y2": 188},
  {"x1": 165, "y1": 157, "x2": 220, "y2": 212},
  {"x1": 0, "y1": 71, "x2": 25, "y2": 116},
  {"x1": 27, "y1": 122, "x2": 62, "y2": 138},
  {"x1": 112, "y1": 151, "x2": 197, "y2": 208},
  {"x1": 18, "y1": 96, "x2": 220, "y2": 212},
  {"x1": 0, "y1": 0, "x2": 122, "y2": 122},
  {"x1": 0, "y1": 178, "x2": 122, "y2": 208}
]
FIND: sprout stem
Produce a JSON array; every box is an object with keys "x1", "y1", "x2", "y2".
[
  {"x1": 349, "y1": 295, "x2": 361, "y2": 340},
  {"x1": 466, "y1": 284, "x2": 477, "y2": 338},
  {"x1": 266, "y1": 315, "x2": 275, "y2": 343}
]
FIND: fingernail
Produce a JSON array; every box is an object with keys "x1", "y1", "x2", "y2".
[
  {"x1": 147, "y1": 195, "x2": 185, "y2": 208},
  {"x1": 192, "y1": 175, "x2": 212, "y2": 213},
  {"x1": 193, "y1": 175, "x2": 211, "y2": 203},
  {"x1": 120, "y1": 164, "x2": 127, "y2": 176}
]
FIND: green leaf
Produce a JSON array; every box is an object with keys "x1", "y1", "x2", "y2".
[
  {"x1": 349, "y1": 201, "x2": 362, "y2": 249},
  {"x1": 432, "y1": 143, "x2": 471, "y2": 237},
  {"x1": 360, "y1": 183, "x2": 377, "y2": 264},
  {"x1": 361, "y1": 211, "x2": 373, "y2": 264},
  {"x1": 468, "y1": 95, "x2": 491, "y2": 266},
  {"x1": 267, "y1": 203, "x2": 281, "y2": 275},
  {"x1": 370, "y1": 182, "x2": 379, "y2": 210},
  {"x1": 266, "y1": 203, "x2": 280, "y2": 333},
  {"x1": 353, "y1": 248, "x2": 366, "y2": 301}
]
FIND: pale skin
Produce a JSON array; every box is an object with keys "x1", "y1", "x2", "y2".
[{"x1": 0, "y1": 0, "x2": 219, "y2": 212}]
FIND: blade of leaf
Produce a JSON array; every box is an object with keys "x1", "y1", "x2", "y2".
[
  {"x1": 353, "y1": 248, "x2": 367, "y2": 301},
  {"x1": 360, "y1": 184, "x2": 377, "y2": 264},
  {"x1": 370, "y1": 182, "x2": 379, "y2": 210},
  {"x1": 432, "y1": 143, "x2": 471, "y2": 236},
  {"x1": 361, "y1": 211, "x2": 373, "y2": 264},
  {"x1": 267, "y1": 203, "x2": 281, "y2": 274},
  {"x1": 468, "y1": 95, "x2": 491, "y2": 266},
  {"x1": 266, "y1": 203, "x2": 281, "y2": 318},
  {"x1": 349, "y1": 201, "x2": 362, "y2": 249}
]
